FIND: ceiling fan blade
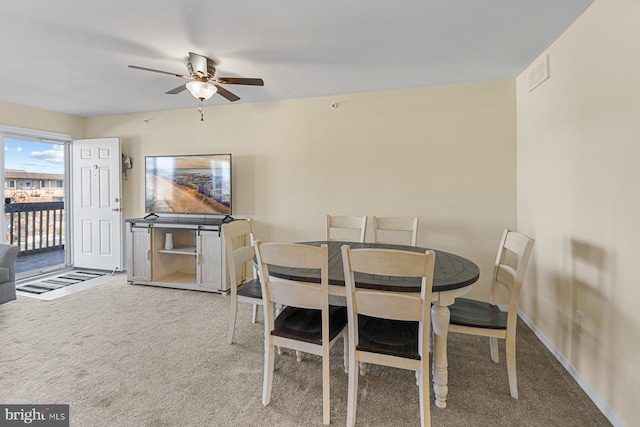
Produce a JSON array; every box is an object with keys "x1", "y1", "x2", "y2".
[
  {"x1": 214, "y1": 84, "x2": 240, "y2": 102},
  {"x1": 128, "y1": 65, "x2": 191, "y2": 79},
  {"x1": 166, "y1": 84, "x2": 187, "y2": 95},
  {"x1": 216, "y1": 77, "x2": 264, "y2": 86}
]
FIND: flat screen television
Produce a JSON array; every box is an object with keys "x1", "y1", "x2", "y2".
[{"x1": 145, "y1": 153, "x2": 232, "y2": 216}]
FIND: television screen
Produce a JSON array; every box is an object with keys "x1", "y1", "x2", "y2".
[{"x1": 145, "y1": 153, "x2": 232, "y2": 215}]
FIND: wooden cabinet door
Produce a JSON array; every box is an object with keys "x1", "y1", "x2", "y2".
[
  {"x1": 197, "y1": 230, "x2": 225, "y2": 290},
  {"x1": 128, "y1": 225, "x2": 151, "y2": 281}
]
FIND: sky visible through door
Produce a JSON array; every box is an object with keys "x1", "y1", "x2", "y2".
[{"x1": 5, "y1": 139, "x2": 65, "y2": 174}]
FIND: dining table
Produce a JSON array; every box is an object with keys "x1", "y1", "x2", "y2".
[{"x1": 266, "y1": 240, "x2": 480, "y2": 409}]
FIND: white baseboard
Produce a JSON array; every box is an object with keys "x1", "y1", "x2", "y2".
[{"x1": 518, "y1": 310, "x2": 624, "y2": 427}]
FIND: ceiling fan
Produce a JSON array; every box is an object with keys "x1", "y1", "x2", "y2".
[{"x1": 128, "y1": 52, "x2": 264, "y2": 120}]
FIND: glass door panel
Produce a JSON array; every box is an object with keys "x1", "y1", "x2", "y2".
[{"x1": 3, "y1": 136, "x2": 70, "y2": 278}]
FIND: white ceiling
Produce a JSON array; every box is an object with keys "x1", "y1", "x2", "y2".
[{"x1": 0, "y1": 0, "x2": 593, "y2": 118}]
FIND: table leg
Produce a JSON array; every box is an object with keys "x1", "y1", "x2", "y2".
[{"x1": 431, "y1": 302, "x2": 450, "y2": 409}]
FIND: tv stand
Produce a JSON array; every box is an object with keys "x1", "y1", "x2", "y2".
[{"x1": 125, "y1": 216, "x2": 234, "y2": 293}]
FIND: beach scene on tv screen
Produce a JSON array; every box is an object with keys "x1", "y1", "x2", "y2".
[{"x1": 145, "y1": 155, "x2": 231, "y2": 215}]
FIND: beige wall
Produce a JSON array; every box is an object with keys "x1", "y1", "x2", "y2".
[
  {"x1": 0, "y1": 100, "x2": 85, "y2": 137},
  {"x1": 516, "y1": 1, "x2": 638, "y2": 425},
  {"x1": 86, "y1": 80, "x2": 516, "y2": 298}
]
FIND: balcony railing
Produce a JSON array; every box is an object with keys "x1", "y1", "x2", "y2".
[{"x1": 5, "y1": 201, "x2": 65, "y2": 255}]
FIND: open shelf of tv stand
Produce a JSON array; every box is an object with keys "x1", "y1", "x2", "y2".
[
  {"x1": 157, "y1": 246, "x2": 197, "y2": 256},
  {"x1": 153, "y1": 271, "x2": 198, "y2": 285},
  {"x1": 125, "y1": 217, "x2": 229, "y2": 293}
]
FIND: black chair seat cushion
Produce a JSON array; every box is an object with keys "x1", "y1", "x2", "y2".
[
  {"x1": 449, "y1": 298, "x2": 507, "y2": 330},
  {"x1": 272, "y1": 305, "x2": 347, "y2": 344},
  {"x1": 237, "y1": 278, "x2": 262, "y2": 299},
  {"x1": 356, "y1": 315, "x2": 420, "y2": 360}
]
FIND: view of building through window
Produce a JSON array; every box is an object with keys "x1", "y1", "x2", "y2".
[{"x1": 4, "y1": 138, "x2": 65, "y2": 202}]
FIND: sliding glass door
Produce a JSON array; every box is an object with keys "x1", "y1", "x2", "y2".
[{"x1": 2, "y1": 130, "x2": 71, "y2": 278}]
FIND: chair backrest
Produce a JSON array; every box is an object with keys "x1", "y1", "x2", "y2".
[
  {"x1": 255, "y1": 241, "x2": 330, "y2": 334},
  {"x1": 327, "y1": 215, "x2": 367, "y2": 243},
  {"x1": 221, "y1": 219, "x2": 256, "y2": 288},
  {"x1": 490, "y1": 229, "x2": 535, "y2": 325},
  {"x1": 341, "y1": 245, "x2": 435, "y2": 355},
  {"x1": 372, "y1": 216, "x2": 418, "y2": 246}
]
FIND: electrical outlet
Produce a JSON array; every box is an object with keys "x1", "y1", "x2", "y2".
[{"x1": 576, "y1": 311, "x2": 585, "y2": 334}]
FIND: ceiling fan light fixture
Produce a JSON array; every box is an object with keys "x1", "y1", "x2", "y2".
[{"x1": 186, "y1": 81, "x2": 217, "y2": 100}]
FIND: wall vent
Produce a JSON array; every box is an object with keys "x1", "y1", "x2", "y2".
[{"x1": 527, "y1": 54, "x2": 550, "y2": 92}]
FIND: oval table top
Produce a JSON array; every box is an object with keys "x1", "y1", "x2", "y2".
[{"x1": 266, "y1": 240, "x2": 479, "y2": 293}]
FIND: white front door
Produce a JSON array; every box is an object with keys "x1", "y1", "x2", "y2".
[{"x1": 72, "y1": 138, "x2": 123, "y2": 271}]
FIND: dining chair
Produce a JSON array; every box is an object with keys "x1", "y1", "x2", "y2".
[
  {"x1": 448, "y1": 228, "x2": 534, "y2": 399},
  {"x1": 372, "y1": 216, "x2": 419, "y2": 246},
  {"x1": 341, "y1": 245, "x2": 435, "y2": 427},
  {"x1": 221, "y1": 219, "x2": 263, "y2": 345},
  {"x1": 254, "y1": 240, "x2": 348, "y2": 425},
  {"x1": 326, "y1": 215, "x2": 367, "y2": 243}
]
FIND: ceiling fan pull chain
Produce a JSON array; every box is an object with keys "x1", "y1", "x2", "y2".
[{"x1": 197, "y1": 98, "x2": 204, "y2": 121}]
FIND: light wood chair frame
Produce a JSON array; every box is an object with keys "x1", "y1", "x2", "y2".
[
  {"x1": 448, "y1": 229, "x2": 534, "y2": 399},
  {"x1": 326, "y1": 215, "x2": 367, "y2": 243},
  {"x1": 341, "y1": 245, "x2": 435, "y2": 427},
  {"x1": 372, "y1": 216, "x2": 419, "y2": 246},
  {"x1": 255, "y1": 240, "x2": 347, "y2": 425},
  {"x1": 222, "y1": 219, "x2": 262, "y2": 345}
]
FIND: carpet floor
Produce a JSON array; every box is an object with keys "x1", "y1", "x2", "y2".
[{"x1": 0, "y1": 276, "x2": 610, "y2": 426}]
